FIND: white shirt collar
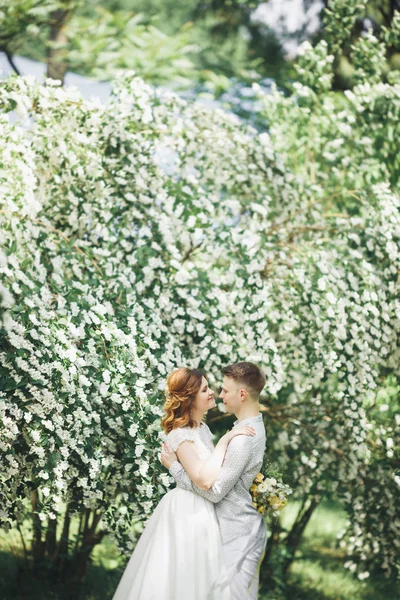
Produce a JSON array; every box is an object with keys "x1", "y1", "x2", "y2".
[{"x1": 233, "y1": 413, "x2": 262, "y2": 427}]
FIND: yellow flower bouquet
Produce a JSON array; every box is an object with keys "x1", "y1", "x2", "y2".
[{"x1": 250, "y1": 464, "x2": 293, "y2": 517}]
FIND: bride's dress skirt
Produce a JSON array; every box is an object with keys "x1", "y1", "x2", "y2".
[{"x1": 112, "y1": 487, "x2": 231, "y2": 600}]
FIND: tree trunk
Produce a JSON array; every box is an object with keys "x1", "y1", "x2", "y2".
[
  {"x1": 74, "y1": 510, "x2": 85, "y2": 552},
  {"x1": 45, "y1": 513, "x2": 58, "y2": 560},
  {"x1": 46, "y1": 4, "x2": 74, "y2": 84},
  {"x1": 16, "y1": 520, "x2": 29, "y2": 570},
  {"x1": 264, "y1": 516, "x2": 282, "y2": 563},
  {"x1": 31, "y1": 490, "x2": 45, "y2": 567},
  {"x1": 391, "y1": 1, "x2": 400, "y2": 20},
  {"x1": 282, "y1": 494, "x2": 322, "y2": 574},
  {"x1": 70, "y1": 510, "x2": 106, "y2": 583},
  {"x1": 259, "y1": 516, "x2": 282, "y2": 587},
  {"x1": 51, "y1": 503, "x2": 71, "y2": 577}
]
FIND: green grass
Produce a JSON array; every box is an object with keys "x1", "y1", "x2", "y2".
[
  {"x1": 0, "y1": 505, "x2": 126, "y2": 600},
  {"x1": 0, "y1": 549, "x2": 121, "y2": 600},
  {"x1": 0, "y1": 497, "x2": 398, "y2": 600},
  {"x1": 259, "y1": 497, "x2": 398, "y2": 600}
]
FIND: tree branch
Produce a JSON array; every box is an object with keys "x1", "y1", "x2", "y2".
[{"x1": 4, "y1": 50, "x2": 21, "y2": 76}]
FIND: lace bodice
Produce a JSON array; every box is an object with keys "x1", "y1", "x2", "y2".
[{"x1": 166, "y1": 423, "x2": 214, "y2": 462}]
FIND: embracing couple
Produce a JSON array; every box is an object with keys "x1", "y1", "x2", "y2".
[{"x1": 112, "y1": 361, "x2": 267, "y2": 600}]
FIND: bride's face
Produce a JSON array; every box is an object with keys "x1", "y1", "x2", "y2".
[{"x1": 192, "y1": 376, "x2": 215, "y2": 412}]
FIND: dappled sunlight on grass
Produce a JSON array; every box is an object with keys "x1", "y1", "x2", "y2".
[
  {"x1": 280, "y1": 497, "x2": 348, "y2": 541},
  {"x1": 264, "y1": 497, "x2": 399, "y2": 600},
  {"x1": 290, "y1": 556, "x2": 365, "y2": 599},
  {"x1": 287, "y1": 555, "x2": 397, "y2": 600},
  {"x1": 91, "y1": 534, "x2": 123, "y2": 571}
]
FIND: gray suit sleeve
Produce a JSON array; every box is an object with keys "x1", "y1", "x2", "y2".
[
  {"x1": 169, "y1": 436, "x2": 252, "y2": 503},
  {"x1": 169, "y1": 460, "x2": 193, "y2": 491}
]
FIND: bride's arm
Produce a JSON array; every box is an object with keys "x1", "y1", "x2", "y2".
[
  {"x1": 176, "y1": 424, "x2": 254, "y2": 490},
  {"x1": 168, "y1": 434, "x2": 254, "y2": 503}
]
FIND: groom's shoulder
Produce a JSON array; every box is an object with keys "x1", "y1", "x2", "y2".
[
  {"x1": 229, "y1": 424, "x2": 266, "y2": 450},
  {"x1": 229, "y1": 434, "x2": 253, "y2": 451}
]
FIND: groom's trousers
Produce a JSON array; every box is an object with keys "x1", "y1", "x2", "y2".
[{"x1": 222, "y1": 519, "x2": 267, "y2": 599}]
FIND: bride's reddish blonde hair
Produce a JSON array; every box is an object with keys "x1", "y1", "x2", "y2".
[{"x1": 161, "y1": 367, "x2": 205, "y2": 434}]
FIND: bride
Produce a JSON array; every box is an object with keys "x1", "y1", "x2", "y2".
[{"x1": 112, "y1": 367, "x2": 255, "y2": 600}]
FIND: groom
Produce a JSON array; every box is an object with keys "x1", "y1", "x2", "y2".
[{"x1": 161, "y1": 361, "x2": 267, "y2": 599}]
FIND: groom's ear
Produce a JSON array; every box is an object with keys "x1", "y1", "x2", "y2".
[{"x1": 239, "y1": 387, "x2": 248, "y2": 401}]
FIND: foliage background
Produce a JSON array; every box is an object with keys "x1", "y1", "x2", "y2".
[{"x1": 0, "y1": 1, "x2": 399, "y2": 599}]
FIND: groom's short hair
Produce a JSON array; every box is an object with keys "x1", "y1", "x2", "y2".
[{"x1": 222, "y1": 362, "x2": 266, "y2": 398}]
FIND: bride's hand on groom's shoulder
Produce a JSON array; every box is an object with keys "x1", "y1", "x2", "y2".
[
  {"x1": 223, "y1": 425, "x2": 255, "y2": 444},
  {"x1": 160, "y1": 442, "x2": 177, "y2": 469}
]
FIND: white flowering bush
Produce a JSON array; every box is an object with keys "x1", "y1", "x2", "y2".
[
  {"x1": 0, "y1": 1, "x2": 399, "y2": 586},
  {"x1": 0, "y1": 70, "x2": 287, "y2": 579},
  {"x1": 252, "y1": 4, "x2": 400, "y2": 583}
]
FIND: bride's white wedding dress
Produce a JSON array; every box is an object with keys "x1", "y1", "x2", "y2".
[{"x1": 112, "y1": 423, "x2": 231, "y2": 600}]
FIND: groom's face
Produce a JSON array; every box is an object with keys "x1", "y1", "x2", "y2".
[{"x1": 219, "y1": 376, "x2": 242, "y2": 415}]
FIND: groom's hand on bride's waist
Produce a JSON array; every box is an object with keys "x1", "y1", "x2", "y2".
[{"x1": 160, "y1": 442, "x2": 177, "y2": 469}]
